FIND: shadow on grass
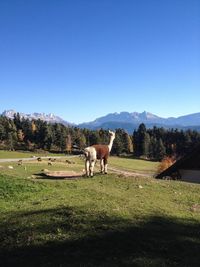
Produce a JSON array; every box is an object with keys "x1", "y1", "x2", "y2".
[
  {"x1": 0, "y1": 206, "x2": 200, "y2": 267},
  {"x1": 34, "y1": 172, "x2": 108, "y2": 180},
  {"x1": 34, "y1": 172, "x2": 84, "y2": 180}
]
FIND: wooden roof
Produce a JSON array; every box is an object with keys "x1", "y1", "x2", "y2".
[{"x1": 156, "y1": 144, "x2": 200, "y2": 179}]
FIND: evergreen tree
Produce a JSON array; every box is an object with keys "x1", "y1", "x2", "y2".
[
  {"x1": 142, "y1": 132, "x2": 150, "y2": 158},
  {"x1": 183, "y1": 131, "x2": 193, "y2": 153},
  {"x1": 133, "y1": 123, "x2": 147, "y2": 157},
  {"x1": 0, "y1": 121, "x2": 6, "y2": 141},
  {"x1": 156, "y1": 138, "x2": 166, "y2": 160},
  {"x1": 112, "y1": 133, "x2": 123, "y2": 155},
  {"x1": 7, "y1": 132, "x2": 14, "y2": 150},
  {"x1": 88, "y1": 131, "x2": 100, "y2": 145},
  {"x1": 43, "y1": 125, "x2": 53, "y2": 150},
  {"x1": 149, "y1": 136, "x2": 157, "y2": 159},
  {"x1": 98, "y1": 129, "x2": 109, "y2": 144},
  {"x1": 13, "y1": 112, "x2": 21, "y2": 130}
]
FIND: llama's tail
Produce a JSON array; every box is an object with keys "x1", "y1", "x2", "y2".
[
  {"x1": 83, "y1": 147, "x2": 97, "y2": 161},
  {"x1": 83, "y1": 147, "x2": 89, "y2": 157}
]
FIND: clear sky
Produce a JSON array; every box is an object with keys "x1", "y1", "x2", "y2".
[{"x1": 0, "y1": 0, "x2": 199, "y2": 124}]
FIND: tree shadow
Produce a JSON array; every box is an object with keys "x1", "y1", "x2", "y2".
[{"x1": 0, "y1": 206, "x2": 200, "y2": 267}]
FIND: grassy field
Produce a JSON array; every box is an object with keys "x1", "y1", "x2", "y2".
[
  {"x1": 109, "y1": 156, "x2": 159, "y2": 174},
  {"x1": 0, "y1": 154, "x2": 200, "y2": 266},
  {"x1": 0, "y1": 150, "x2": 65, "y2": 159}
]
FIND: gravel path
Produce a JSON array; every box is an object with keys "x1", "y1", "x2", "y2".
[{"x1": 108, "y1": 166, "x2": 152, "y2": 178}]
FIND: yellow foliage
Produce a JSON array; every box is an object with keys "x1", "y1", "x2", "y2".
[{"x1": 31, "y1": 121, "x2": 36, "y2": 132}]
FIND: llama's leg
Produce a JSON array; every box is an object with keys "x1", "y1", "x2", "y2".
[
  {"x1": 90, "y1": 160, "x2": 95, "y2": 177},
  {"x1": 100, "y1": 159, "x2": 104, "y2": 173},
  {"x1": 85, "y1": 160, "x2": 90, "y2": 177},
  {"x1": 104, "y1": 164, "x2": 108, "y2": 174},
  {"x1": 104, "y1": 158, "x2": 108, "y2": 174}
]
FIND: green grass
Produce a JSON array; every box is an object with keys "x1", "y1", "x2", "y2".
[{"x1": 0, "y1": 156, "x2": 200, "y2": 266}]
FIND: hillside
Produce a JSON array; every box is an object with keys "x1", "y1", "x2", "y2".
[{"x1": 0, "y1": 155, "x2": 200, "y2": 266}]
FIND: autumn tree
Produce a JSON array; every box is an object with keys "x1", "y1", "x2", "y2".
[
  {"x1": 66, "y1": 134, "x2": 72, "y2": 153},
  {"x1": 157, "y1": 156, "x2": 176, "y2": 174}
]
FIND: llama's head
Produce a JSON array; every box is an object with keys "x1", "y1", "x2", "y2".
[
  {"x1": 109, "y1": 130, "x2": 115, "y2": 139},
  {"x1": 108, "y1": 130, "x2": 116, "y2": 152}
]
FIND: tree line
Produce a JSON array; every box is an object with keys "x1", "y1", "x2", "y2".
[
  {"x1": 0, "y1": 114, "x2": 200, "y2": 160},
  {"x1": 133, "y1": 123, "x2": 200, "y2": 160}
]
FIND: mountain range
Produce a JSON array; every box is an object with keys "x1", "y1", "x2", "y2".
[
  {"x1": 78, "y1": 111, "x2": 200, "y2": 132},
  {"x1": 1, "y1": 109, "x2": 72, "y2": 126},
  {"x1": 1, "y1": 110, "x2": 200, "y2": 133}
]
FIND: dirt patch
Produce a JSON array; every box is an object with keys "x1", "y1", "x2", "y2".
[
  {"x1": 43, "y1": 170, "x2": 84, "y2": 179},
  {"x1": 191, "y1": 204, "x2": 200, "y2": 213}
]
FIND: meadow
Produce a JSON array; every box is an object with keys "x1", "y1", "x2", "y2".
[
  {"x1": 0, "y1": 153, "x2": 200, "y2": 266},
  {"x1": 0, "y1": 150, "x2": 64, "y2": 159}
]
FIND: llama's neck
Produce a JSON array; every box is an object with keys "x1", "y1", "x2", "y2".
[{"x1": 108, "y1": 135, "x2": 115, "y2": 152}]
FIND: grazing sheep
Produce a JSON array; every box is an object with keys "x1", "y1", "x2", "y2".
[
  {"x1": 66, "y1": 159, "x2": 76, "y2": 164},
  {"x1": 18, "y1": 160, "x2": 23, "y2": 166},
  {"x1": 84, "y1": 130, "x2": 115, "y2": 177}
]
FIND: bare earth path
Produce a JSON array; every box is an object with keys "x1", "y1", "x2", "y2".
[{"x1": 108, "y1": 166, "x2": 151, "y2": 178}]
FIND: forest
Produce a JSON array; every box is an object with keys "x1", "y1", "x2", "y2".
[{"x1": 0, "y1": 113, "x2": 200, "y2": 161}]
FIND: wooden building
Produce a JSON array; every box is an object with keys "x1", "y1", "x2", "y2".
[{"x1": 156, "y1": 144, "x2": 200, "y2": 184}]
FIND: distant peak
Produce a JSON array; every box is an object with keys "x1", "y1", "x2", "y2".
[
  {"x1": 2, "y1": 109, "x2": 16, "y2": 114},
  {"x1": 2, "y1": 109, "x2": 17, "y2": 118},
  {"x1": 1, "y1": 109, "x2": 73, "y2": 126}
]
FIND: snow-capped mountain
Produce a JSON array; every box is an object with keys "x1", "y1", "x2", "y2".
[{"x1": 1, "y1": 110, "x2": 72, "y2": 126}]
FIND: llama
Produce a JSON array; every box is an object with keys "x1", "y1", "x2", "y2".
[{"x1": 84, "y1": 130, "x2": 115, "y2": 177}]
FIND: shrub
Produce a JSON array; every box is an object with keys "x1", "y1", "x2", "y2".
[{"x1": 157, "y1": 156, "x2": 176, "y2": 174}]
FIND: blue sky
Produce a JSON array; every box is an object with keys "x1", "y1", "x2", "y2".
[{"x1": 0, "y1": 0, "x2": 199, "y2": 123}]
